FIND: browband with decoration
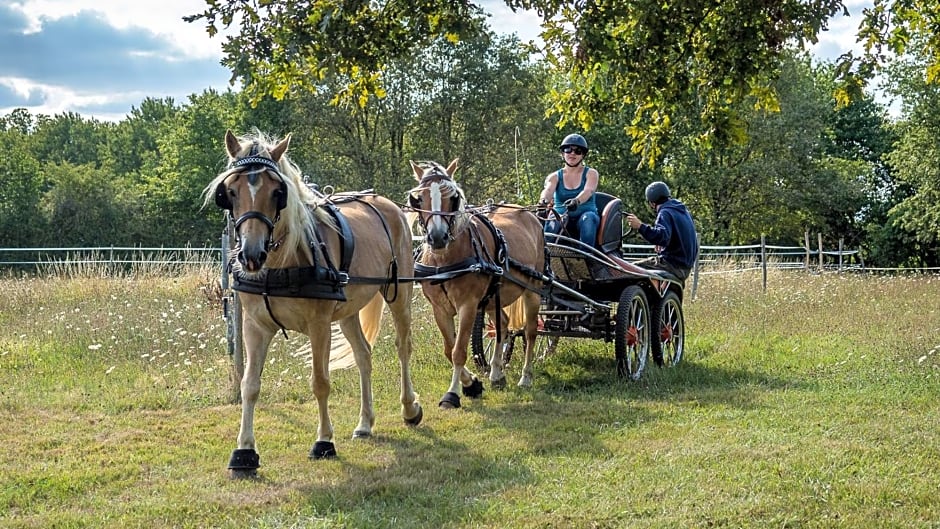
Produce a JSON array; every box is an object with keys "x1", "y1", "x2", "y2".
[{"x1": 231, "y1": 155, "x2": 282, "y2": 175}]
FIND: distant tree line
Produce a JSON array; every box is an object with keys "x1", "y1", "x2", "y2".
[{"x1": 1, "y1": 32, "x2": 938, "y2": 267}]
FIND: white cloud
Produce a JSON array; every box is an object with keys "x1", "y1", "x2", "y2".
[
  {"x1": 1, "y1": 0, "x2": 232, "y2": 121},
  {"x1": 17, "y1": 0, "x2": 222, "y2": 59}
]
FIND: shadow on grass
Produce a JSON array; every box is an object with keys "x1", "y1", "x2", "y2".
[
  {"x1": 522, "y1": 338, "x2": 803, "y2": 408},
  {"x1": 284, "y1": 428, "x2": 532, "y2": 528}
]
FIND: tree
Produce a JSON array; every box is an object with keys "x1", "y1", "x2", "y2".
[
  {"x1": 137, "y1": 90, "x2": 241, "y2": 246},
  {"x1": 29, "y1": 112, "x2": 110, "y2": 167},
  {"x1": 0, "y1": 127, "x2": 45, "y2": 246},
  {"x1": 40, "y1": 162, "x2": 130, "y2": 246},
  {"x1": 663, "y1": 53, "x2": 870, "y2": 246},
  {"x1": 186, "y1": 0, "x2": 858, "y2": 166},
  {"x1": 878, "y1": 42, "x2": 940, "y2": 266}
]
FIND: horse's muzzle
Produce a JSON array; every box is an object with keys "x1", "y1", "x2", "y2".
[
  {"x1": 427, "y1": 231, "x2": 448, "y2": 250},
  {"x1": 238, "y1": 248, "x2": 267, "y2": 272}
]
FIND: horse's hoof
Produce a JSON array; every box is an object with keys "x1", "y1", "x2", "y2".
[
  {"x1": 517, "y1": 375, "x2": 533, "y2": 388},
  {"x1": 309, "y1": 441, "x2": 337, "y2": 460},
  {"x1": 439, "y1": 391, "x2": 461, "y2": 409},
  {"x1": 404, "y1": 404, "x2": 423, "y2": 426},
  {"x1": 490, "y1": 376, "x2": 507, "y2": 390},
  {"x1": 227, "y1": 448, "x2": 260, "y2": 479},
  {"x1": 352, "y1": 429, "x2": 372, "y2": 439},
  {"x1": 462, "y1": 377, "x2": 485, "y2": 398}
]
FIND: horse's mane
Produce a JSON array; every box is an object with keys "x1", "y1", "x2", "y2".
[{"x1": 203, "y1": 129, "x2": 337, "y2": 265}]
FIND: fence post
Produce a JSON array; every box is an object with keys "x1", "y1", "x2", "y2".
[
  {"x1": 804, "y1": 230, "x2": 810, "y2": 271},
  {"x1": 838, "y1": 238, "x2": 844, "y2": 272},
  {"x1": 761, "y1": 234, "x2": 767, "y2": 292},
  {"x1": 817, "y1": 233, "x2": 824, "y2": 270}
]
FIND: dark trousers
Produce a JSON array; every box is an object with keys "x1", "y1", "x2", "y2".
[{"x1": 634, "y1": 255, "x2": 690, "y2": 282}]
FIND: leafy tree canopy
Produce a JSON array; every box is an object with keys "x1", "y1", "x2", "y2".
[{"x1": 186, "y1": 0, "x2": 940, "y2": 167}]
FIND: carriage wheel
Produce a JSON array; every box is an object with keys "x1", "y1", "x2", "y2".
[
  {"x1": 535, "y1": 334, "x2": 559, "y2": 361},
  {"x1": 222, "y1": 212, "x2": 244, "y2": 404},
  {"x1": 615, "y1": 285, "x2": 651, "y2": 380},
  {"x1": 654, "y1": 291, "x2": 684, "y2": 367},
  {"x1": 470, "y1": 311, "x2": 500, "y2": 373},
  {"x1": 471, "y1": 312, "x2": 549, "y2": 371}
]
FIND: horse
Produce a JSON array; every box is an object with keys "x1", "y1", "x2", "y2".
[
  {"x1": 204, "y1": 130, "x2": 423, "y2": 478},
  {"x1": 408, "y1": 159, "x2": 545, "y2": 409}
]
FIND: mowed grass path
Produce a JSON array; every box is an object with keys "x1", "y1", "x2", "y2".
[{"x1": 1, "y1": 268, "x2": 938, "y2": 528}]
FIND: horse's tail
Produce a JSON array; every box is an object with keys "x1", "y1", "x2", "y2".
[
  {"x1": 505, "y1": 297, "x2": 528, "y2": 330},
  {"x1": 328, "y1": 292, "x2": 385, "y2": 371}
]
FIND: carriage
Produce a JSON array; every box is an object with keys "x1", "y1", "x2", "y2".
[{"x1": 466, "y1": 191, "x2": 686, "y2": 382}]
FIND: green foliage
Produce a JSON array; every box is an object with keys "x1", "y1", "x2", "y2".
[
  {"x1": 29, "y1": 112, "x2": 110, "y2": 167},
  {"x1": 0, "y1": 128, "x2": 45, "y2": 246},
  {"x1": 137, "y1": 90, "x2": 241, "y2": 246},
  {"x1": 840, "y1": 0, "x2": 940, "y2": 104},
  {"x1": 186, "y1": 0, "x2": 853, "y2": 166},
  {"x1": 39, "y1": 162, "x2": 134, "y2": 246}
]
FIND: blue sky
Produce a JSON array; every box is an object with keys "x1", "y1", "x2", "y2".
[{"x1": 1, "y1": 0, "x2": 870, "y2": 123}]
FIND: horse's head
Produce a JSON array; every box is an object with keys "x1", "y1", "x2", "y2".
[
  {"x1": 213, "y1": 130, "x2": 293, "y2": 273},
  {"x1": 407, "y1": 159, "x2": 464, "y2": 250}
]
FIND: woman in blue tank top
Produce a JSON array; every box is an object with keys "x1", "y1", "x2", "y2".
[{"x1": 538, "y1": 133, "x2": 600, "y2": 247}]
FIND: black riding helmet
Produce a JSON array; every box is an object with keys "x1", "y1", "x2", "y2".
[
  {"x1": 645, "y1": 181, "x2": 671, "y2": 205},
  {"x1": 560, "y1": 133, "x2": 588, "y2": 152}
]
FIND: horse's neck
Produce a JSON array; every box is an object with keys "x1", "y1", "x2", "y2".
[{"x1": 266, "y1": 221, "x2": 319, "y2": 269}]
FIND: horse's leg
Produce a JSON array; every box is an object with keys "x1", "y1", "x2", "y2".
[
  {"x1": 307, "y1": 313, "x2": 337, "y2": 459},
  {"x1": 385, "y1": 288, "x2": 423, "y2": 425},
  {"x1": 432, "y1": 304, "x2": 482, "y2": 408},
  {"x1": 486, "y1": 305, "x2": 510, "y2": 389},
  {"x1": 337, "y1": 315, "x2": 375, "y2": 439},
  {"x1": 229, "y1": 316, "x2": 275, "y2": 478},
  {"x1": 517, "y1": 290, "x2": 541, "y2": 387}
]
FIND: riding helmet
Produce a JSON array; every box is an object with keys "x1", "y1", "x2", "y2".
[
  {"x1": 560, "y1": 133, "x2": 588, "y2": 152},
  {"x1": 645, "y1": 181, "x2": 671, "y2": 205}
]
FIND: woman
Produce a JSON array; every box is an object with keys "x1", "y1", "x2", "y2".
[{"x1": 539, "y1": 133, "x2": 600, "y2": 247}]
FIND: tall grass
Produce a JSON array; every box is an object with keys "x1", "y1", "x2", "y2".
[{"x1": 1, "y1": 264, "x2": 938, "y2": 528}]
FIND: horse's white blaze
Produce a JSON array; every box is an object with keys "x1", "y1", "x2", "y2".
[
  {"x1": 429, "y1": 181, "x2": 446, "y2": 232},
  {"x1": 248, "y1": 176, "x2": 262, "y2": 205}
]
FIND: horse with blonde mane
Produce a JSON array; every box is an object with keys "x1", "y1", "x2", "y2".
[
  {"x1": 205, "y1": 130, "x2": 422, "y2": 478},
  {"x1": 408, "y1": 159, "x2": 545, "y2": 409}
]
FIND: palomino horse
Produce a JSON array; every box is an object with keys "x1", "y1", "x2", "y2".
[
  {"x1": 205, "y1": 130, "x2": 422, "y2": 477},
  {"x1": 408, "y1": 160, "x2": 544, "y2": 409}
]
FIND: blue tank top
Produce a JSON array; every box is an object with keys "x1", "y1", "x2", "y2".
[{"x1": 553, "y1": 167, "x2": 597, "y2": 216}]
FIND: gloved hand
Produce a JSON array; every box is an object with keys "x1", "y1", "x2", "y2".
[{"x1": 563, "y1": 198, "x2": 579, "y2": 212}]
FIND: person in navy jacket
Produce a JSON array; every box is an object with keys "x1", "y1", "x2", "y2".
[{"x1": 626, "y1": 181, "x2": 699, "y2": 281}]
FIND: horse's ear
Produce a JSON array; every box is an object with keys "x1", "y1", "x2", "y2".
[
  {"x1": 445, "y1": 158, "x2": 459, "y2": 178},
  {"x1": 224, "y1": 130, "x2": 241, "y2": 158},
  {"x1": 271, "y1": 133, "x2": 291, "y2": 162},
  {"x1": 410, "y1": 160, "x2": 425, "y2": 181}
]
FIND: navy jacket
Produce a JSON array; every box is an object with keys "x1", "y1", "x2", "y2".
[{"x1": 637, "y1": 199, "x2": 699, "y2": 270}]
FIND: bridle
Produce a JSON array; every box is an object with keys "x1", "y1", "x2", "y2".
[
  {"x1": 407, "y1": 168, "x2": 465, "y2": 245},
  {"x1": 215, "y1": 153, "x2": 288, "y2": 252}
]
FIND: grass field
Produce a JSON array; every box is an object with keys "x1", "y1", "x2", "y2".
[{"x1": 1, "y1": 265, "x2": 938, "y2": 528}]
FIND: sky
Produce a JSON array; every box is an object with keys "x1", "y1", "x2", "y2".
[{"x1": 1, "y1": 0, "x2": 873, "y2": 123}]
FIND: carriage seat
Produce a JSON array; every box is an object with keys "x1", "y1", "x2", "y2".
[{"x1": 594, "y1": 192, "x2": 623, "y2": 255}]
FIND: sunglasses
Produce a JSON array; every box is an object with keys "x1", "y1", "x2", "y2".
[{"x1": 561, "y1": 146, "x2": 586, "y2": 155}]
